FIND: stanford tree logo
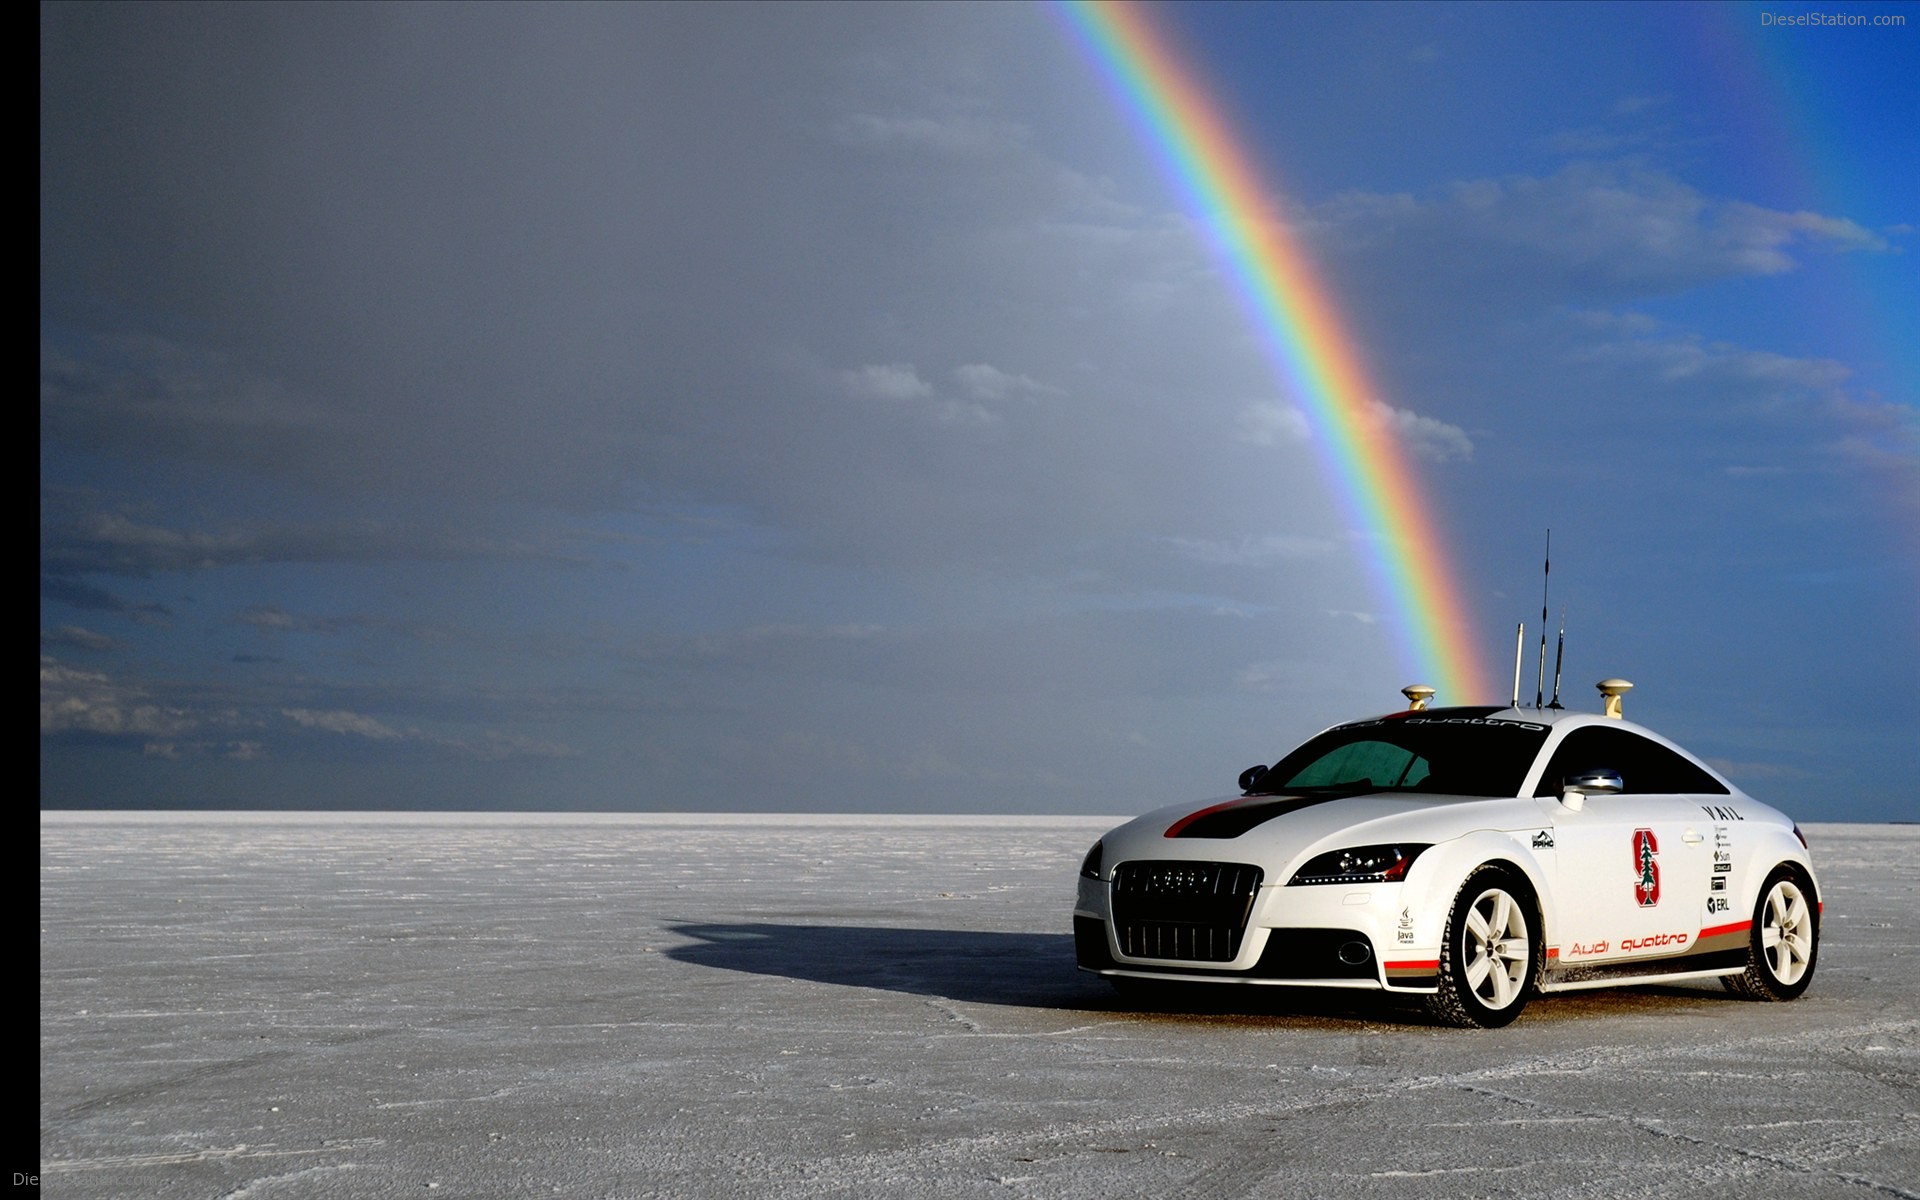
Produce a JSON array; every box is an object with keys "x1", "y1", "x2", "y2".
[{"x1": 1632, "y1": 828, "x2": 1660, "y2": 907}]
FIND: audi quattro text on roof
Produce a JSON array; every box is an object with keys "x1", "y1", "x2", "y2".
[{"x1": 1073, "y1": 681, "x2": 1819, "y2": 1027}]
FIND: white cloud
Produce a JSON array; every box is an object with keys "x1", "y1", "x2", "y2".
[
  {"x1": 41, "y1": 625, "x2": 119, "y2": 652},
  {"x1": 1366, "y1": 401, "x2": 1474, "y2": 462},
  {"x1": 40, "y1": 658, "x2": 199, "y2": 737},
  {"x1": 1237, "y1": 393, "x2": 1470, "y2": 462},
  {"x1": 1236, "y1": 402, "x2": 1311, "y2": 446},
  {"x1": 1325, "y1": 609, "x2": 1380, "y2": 624},
  {"x1": 953, "y1": 363, "x2": 1062, "y2": 402},
  {"x1": 839, "y1": 363, "x2": 999, "y2": 427},
  {"x1": 142, "y1": 739, "x2": 268, "y2": 760},
  {"x1": 41, "y1": 511, "x2": 571, "y2": 578},
  {"x1": 282, "y1": 707, "x2": 403, "y2": 740},
  {"x1": 1308, "y1": 163, "x2": 1892, "y2": 298},
  {"x1": 1160, "y1": 535, "x2": 1335, "y2": 567},
  {"x1": 1570, "y1": 320, "x2": 1854, "y2": 392},
  {"x1": 839, "y1": 363, "x2": 933, "y2": 402},
  {"x1": 237, "y1": 606, "x2": 373, "y2": 635},
  {"x1": 831, "y1": 113, "x2": 1027, "y2": 156}
]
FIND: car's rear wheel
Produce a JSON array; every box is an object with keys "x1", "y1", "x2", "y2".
[
  {"x1": 1724, "y1": 865, "x2": 1818, "y2": 1001},
  {"x1": 1426, "y1": 867, "x2": 1535, "y2": 1028}
]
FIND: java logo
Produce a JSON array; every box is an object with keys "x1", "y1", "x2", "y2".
[{"x1": 1632, "y1": 828, "x2": 1660, "y2": 907}]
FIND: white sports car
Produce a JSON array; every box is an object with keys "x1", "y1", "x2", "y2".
[{"x1": 1073, "y1": 682, "x2": 1820, "y2": 1027}]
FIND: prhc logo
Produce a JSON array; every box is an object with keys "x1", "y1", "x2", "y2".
[{"x1": 1632, "y1": 828, "x2": 1660, "y2": 907}]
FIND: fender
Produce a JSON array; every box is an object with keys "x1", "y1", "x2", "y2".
[
  {"x1": 1395, "y1": 829, "x2": 1552, "y2": 952},
  {"x1": 1725, "y1": 826, "x2": 1821, "y2": 921}
]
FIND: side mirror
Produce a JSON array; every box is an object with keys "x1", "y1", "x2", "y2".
[
  {"x1": 1239, "y1": 764, "x2": 1269, "y2": 792},
  {"x1": 1559, "y1": 768, "x2": 1624, "y2": 811}
]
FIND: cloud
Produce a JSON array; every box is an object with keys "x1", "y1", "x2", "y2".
[
  {"x1": 237, "y1": 606, "x2": 372, "y2": 636},
  {"x1": 1308, "y1": 162, "x2": 1892, "y2": 303},
  {"x1": 1325, "y1": 610, "x2": 1380, "y2": 625},
  {"x1": 953, "y1": 363, "x2": 1063, "y2": 402},
  {"x1": 839, "y1": 363, "x2": 934, "y2": 402},
  {"x1": 1366, "y1": 401, "x2": 1474, "y2": 462},
  {"x1": 831, "y1": 113, "x2": 1028, "y2": 156},
  {"x1": 143, "y1": 739, "x2": 265, "y2": 761},
  {"x1": 1160, "y1": 535, "x2": 1335, "y2": 567},
  {"x1": 1236, "y1": 402, "x2": 1311, "y2": 446},
  {"x1": 1235, "y1": 398, "x2": 1468, "y2": 461},
  {"x1": 839, "y1": 362, "x2": 1001, "y2": 427},
  {"x1": 39, "y1": 575, "x2": 171, "y2": 620},
  {"x1": 41, "y1": 625, "x2": 121, "y2": 652},
  {"x1": 42, "y1": 512, "x2": 573, "y2": 579},
  {"x1": 40, "y1": 658, "x2": 200, "y2": 738},
  {"x1": 40, "y1": 331, "x2": 342, "y2": 474},
  {"x1": 281, "y1": 707, "x2": 404, "y2": 740}
]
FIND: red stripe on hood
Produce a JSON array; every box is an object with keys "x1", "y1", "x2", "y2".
[{"x1": 1163, "y1": 797, "x2": 1256, "y2": 838}]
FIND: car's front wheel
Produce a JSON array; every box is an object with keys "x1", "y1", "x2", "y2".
[
  {"x1": 1724, "y1": 865, "x2": 1818, "y2": 1001},
  {"x1": 1426, "y1": 867, "x2": 1536, "y2": 1028}
]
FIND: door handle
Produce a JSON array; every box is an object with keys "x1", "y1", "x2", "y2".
[{"x1": 1682, "y1": 830, "x2": 1704, "y2": 844}]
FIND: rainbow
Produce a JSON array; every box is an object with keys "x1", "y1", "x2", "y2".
[{"x1": 1056, "y1": 0, "x2": 1496, "y2": 706}]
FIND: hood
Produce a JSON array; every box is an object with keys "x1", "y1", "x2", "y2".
[{"x1": 1100, "y1": 791, "x2": 1531, "y2": 876}]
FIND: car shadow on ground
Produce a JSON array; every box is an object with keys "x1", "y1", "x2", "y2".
[
  {"x1": 664, "y1": 922, "x2": 1450, "y2": 1026},
  {"x1": 663, "y1": 922, "x2": 1762, "y2": 1028}
]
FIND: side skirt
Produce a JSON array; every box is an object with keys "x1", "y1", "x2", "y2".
[
  {"x1": 1540, "y1": 946, "x2": 1748, "y2": 991},
  {"x1": 1540, "y1": 965, "x2": 1743, "y2": 994}
]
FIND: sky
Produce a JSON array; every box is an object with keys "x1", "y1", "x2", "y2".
[{"x1": 40, "y1": 1, "x2": 1916, "y2": 819}]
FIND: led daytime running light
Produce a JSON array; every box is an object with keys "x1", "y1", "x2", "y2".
[{"x1": 1288, "y1": 843, "x2": 1429, "y2": 886}]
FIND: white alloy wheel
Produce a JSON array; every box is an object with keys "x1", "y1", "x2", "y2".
[
  {"x1": 1428, "y1": 868, "x2": 1535, "y2": 1028},
  {"x1": 1726, "y1": 865, "x2": 1819, "y2": 1002},
  {"x1": 1468, "y1": 889, "x2": 1528, "y2": 1008},
  {"x1": 1760, "y1": 878, "x2": 1814, "y2": 985}
]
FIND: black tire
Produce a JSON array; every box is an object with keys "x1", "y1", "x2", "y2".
[
  {"x1": 1426, "y1": 867, "x2": 1537, "y2": 1029},
  {"x1": 1723, "y1": 864, "x2": 1818, "y2": 1001}
]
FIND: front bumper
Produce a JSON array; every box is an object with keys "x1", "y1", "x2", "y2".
[{"x1": 1074, "y1": 869, "x2": 1440, "y2": 992}]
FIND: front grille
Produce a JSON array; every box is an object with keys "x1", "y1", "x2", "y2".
[{"x1": 1110, "y1": 860, "x2": 1263, "y2": 962}]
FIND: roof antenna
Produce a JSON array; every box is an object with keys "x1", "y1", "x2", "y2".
[
  {"x1": 1535, "y1": 530, "x2": 1550, "y2": 709},
  {"x1": 1549, "y1": 607, "x2": 1565, "y2": 709},
  {"x1": 1511, "y1": 621, "x2": 1524, "y2": 710}
]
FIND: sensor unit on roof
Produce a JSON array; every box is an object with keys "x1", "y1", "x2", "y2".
[{"x1": 1597, "y1": 678, "x2": 1634, "y2": 719}]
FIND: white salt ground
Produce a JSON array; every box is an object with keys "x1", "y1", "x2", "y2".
[{"x1": 39, "y1": 814, "x2": 1919, "y2": 1199}]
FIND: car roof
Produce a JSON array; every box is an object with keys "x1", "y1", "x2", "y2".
[
  {"x1": 1333, "y1": 704, "x2": 1664, "y2": 739},
  {"x1": 1340, "y1": 704, "x2": 1582, "y2": 727}
]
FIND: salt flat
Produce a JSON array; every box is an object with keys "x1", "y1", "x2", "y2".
[{"x1": 40, "y1": 813, "x2": 1919, "y2": 1199}]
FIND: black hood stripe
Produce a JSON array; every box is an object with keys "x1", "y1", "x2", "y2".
[{"x1": 1164, "y1": 792, "x2": 1358, "y2": 839}]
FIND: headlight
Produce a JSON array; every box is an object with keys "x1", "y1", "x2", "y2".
[
  {"x1": 1288, "y1": 844, "x2": 1429, "y2": 886},
  {"x1": 1080, "y1": 839, "x2": 1104, "y2": 880}
]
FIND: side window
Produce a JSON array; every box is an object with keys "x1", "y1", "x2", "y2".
[{"x1": 1533, "y1": 727, "x2": 1728, "y2": 796}]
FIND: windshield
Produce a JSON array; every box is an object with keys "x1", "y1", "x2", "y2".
[{"x1": 1251, "y1": 714, "x2": 1550, "y2": 798}]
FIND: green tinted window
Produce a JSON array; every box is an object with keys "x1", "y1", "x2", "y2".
[
  {"x1": 1254, "y1": 714, "x2": 1550, "y2": 797},
  {"x1": 1283, "y1": 739, "x2": 1431, "y2": 790}
]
